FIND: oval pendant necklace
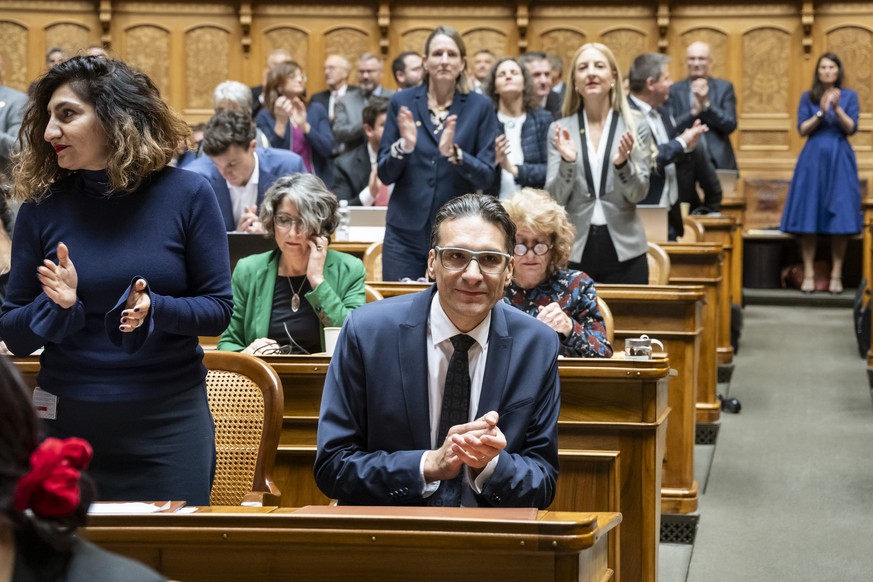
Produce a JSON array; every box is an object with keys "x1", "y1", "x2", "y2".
[{"x1": 287, "y1": 276, "x2": 306, "y2": 312}]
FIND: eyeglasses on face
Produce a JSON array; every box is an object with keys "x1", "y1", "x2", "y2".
[
  {"x1": 513, "y1": 242, "x2": 553, "y2": 256},
  {"x1": 433, "y1": 246, "x2": 511, "y2": 274},
  {"x1": 274, "y1": 214, "x2": 306, "y2": 232}
]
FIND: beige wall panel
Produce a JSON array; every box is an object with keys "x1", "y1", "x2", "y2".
[
  {"x1": 123, "y1": 25, "x2": 171, "y2": 100},
  {"x1": 185, "y1": 25, "x2": 230, "y2": 112},
  {"x1": 324, "y1": 27, "x2": 370, "y2": 83},
  {"x1": 252, "y1": 4, "x2": 376, "y2": 94},
  {"x1": 262, "y1": 27, "x2": 309, "y2": 74},
  {"x1": 462, "y1": 27, "x2": 508, "y2": 58},
  {"x1": 541, "y1": 28, "x2": 587, "y2": 80},
  {"x1": 0, "y1": 21, "x2": 29, "y2": 92},
  {"x1": 400, "y1": 28, "x2": 431, "y2": 55},
  {"x1": 601, "y1": 27, "x2": 647, "y2": 79},
  {"x1": 43, "y1": 21, "x2": 89, "y2": 59},
  {"x1": 826, "y1": 26, "x2": 873, "y2": 113}
]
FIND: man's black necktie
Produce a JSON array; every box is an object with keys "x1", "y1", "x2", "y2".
[{"x1": 428, "y1": 333, "x2": 476, "y2": 507}]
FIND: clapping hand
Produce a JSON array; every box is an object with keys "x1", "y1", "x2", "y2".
[
  {"x1": 37, "y1": 242, "x2": 78, "y2": 309},
  {"x1": 119, "y1": 278, "x2": 150, "y2": 333},
  {"x1": 612, "y1": 131, "x2": 635, "y2": 166},
  {"x1": 438, "y1": 114, "x2": 458, "y2": 158},
  {"x1": 555, "y1": 126, "x2": 577, "y2": 163},
  {"x1": 679, "y1": 119, "x2": 709, "y2": 151},
  {"x1": 289, "y1": 97, "x2": 308, "y2": 129},
  {"x1": 237, "y1": 205, "x2": 263, "y2": 233},
  {"x1": 274, "y1": 95, "x2": 293, "y2": 123},
  {"x1": 537, "y1": 302, "x2": 573, "y2": 335},
  {"x1": 397, "y1": 106, "x2": 417, "y2": 151}
]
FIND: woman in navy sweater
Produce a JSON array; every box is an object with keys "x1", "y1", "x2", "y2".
[
  {"x1": 484, "y1": 57, "x2": 553, "y2": 198},
  {"x1": 0, "y1": 57, "x2": 233, "y2": 504}
]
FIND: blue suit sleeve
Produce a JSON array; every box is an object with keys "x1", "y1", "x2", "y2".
[
  {"x1": 256, "y1": 109, "x2": 289, "y2": 149},
  {"x1": 477, "y1": 340, "x2": 560, "y2": 509},
  {"x1": 452, "y1": 100, "x2": 498, "y2": 191},
  {"x1": 305, "y1": 103, "x2": 335, "y2": 159},
  {"x1": 699, "y1": 81, "x2": 737, "y2": 136},
  {"x1": 314, "y1": 312, "x2": 428, "y2": 505}
]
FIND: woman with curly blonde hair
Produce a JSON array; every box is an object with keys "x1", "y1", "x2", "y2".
[
  {"x1": 1, "y1": 56, "x2": 233, "y2": 504},
  {"x1": 503, "y1": 188, "x2": 612, "y2": 357}
]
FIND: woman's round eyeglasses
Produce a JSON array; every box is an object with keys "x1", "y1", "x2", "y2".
[{"x1": 513, "y1": 242, "x2": 553, "y2": 256}]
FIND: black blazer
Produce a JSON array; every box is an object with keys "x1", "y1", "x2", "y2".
[{"x1": 333, "y1": 143, "x2": 371, "y2": 206}]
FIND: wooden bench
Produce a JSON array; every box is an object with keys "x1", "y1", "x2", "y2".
[
  {"x1": 82, "y1": 506, "x2": 620, "y2": 582},
  {"x1": 598, "y1": 284, "x2": 704, "y2": 514},
  {"x1": 720, "y1": 198, "x2": 747, "y2": 306},
  {"x1": 661, "y1": 242, "x2": 724, "y2": 425},
  {"x1": 694, "y1": 215, "x2": 739, "y2": 371}
]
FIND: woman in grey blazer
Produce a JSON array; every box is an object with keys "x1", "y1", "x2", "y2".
[{"x1": 545, "y1": 42, "x2": 653, "y2": 284}]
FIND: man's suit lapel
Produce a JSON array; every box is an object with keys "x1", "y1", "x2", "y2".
[
  {"x1": 476, "y1": 303, "x2": 511, "y2": 417},
  {"x1": 398, "y1": 288, "x2": 437, "y2": 449}
]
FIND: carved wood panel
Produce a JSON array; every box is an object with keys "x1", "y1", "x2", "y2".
[
  {"x1": 743, "y1": 178, "x2": 791, "y2": 230},
  {"x1": 400, "y1": 28, "x2": 431, "y2": 54},
  {"x1": 679, "y1": 28, "x2": 728, "y2": 80},
  {"x1": 324, "y1": 27, "x2": 369, "y2": 81},
  {"x1": 124, "y1": 25, "x2": 170, "y2": 98},
  {"x1": 264, "y1": 27, "x2": 309, "y2": 69},
  {"x1": 601, "y1": 28, "x2": 646, "y2": 80},
  {"x1": 0, "y1": 21, "x2": 29, "y2": 92},
  {"x1": 541, "y1": 28, "x2": 586, "y2": 78},
  {"x1": 826, "y1": 26, "x2": 872, "y2": 113},
  {"x1": 44, "y1": 21, "x2": 90, "y2": 57},
  {"x1": 462, "y1": 27, "x2": 508, "y2": 58},
  {"x1": 742, "y1": 28, "x2": 789, "y2": 114},
  {"x1": 186, "y1": 26, "x2": 230, "y2": 110}
]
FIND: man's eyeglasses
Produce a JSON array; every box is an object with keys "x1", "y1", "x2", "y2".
[
  {"x1": 433, "y1": 246, "x2": 510, "y2": 274},
  {"x1": 513, "y1": 242, "x2": 553, "y2": 256},
  {"x1": 274, "y1": 214, "x2": 306, "y2": 232}
]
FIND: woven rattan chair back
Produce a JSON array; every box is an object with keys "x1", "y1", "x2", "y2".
[{"x1": 203, "y1": 351, "x2": 283, "y2": 506}]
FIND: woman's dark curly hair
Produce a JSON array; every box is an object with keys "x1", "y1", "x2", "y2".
[{"x1": 13, "y1": 56, "x2": 190, "y2": 202}]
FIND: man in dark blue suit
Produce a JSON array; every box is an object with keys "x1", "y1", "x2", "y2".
[
  {"x1": 628, "y1": 53, "x2": 709, "y2": 239},
  {"x1": 668, "y1": 41, "x2": 738, "y2": 171},
  {"x1": 185, "y1": 110, "x2": 306, "y2": 232},
  {"x1": 315, "y1": 194, "x2": 560, "y2": 508}
]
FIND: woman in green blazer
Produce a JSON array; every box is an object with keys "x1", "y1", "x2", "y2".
[{"x1": 218, "y1": 174, "x2": 365, "y2": 354}]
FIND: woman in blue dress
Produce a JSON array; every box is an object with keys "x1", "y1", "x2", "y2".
[{"x1": 780, "y1": 52, "x2": 860, "y2": 294}]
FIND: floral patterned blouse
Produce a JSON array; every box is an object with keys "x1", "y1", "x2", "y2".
[{"x1": 504, "y1": 269, "x2": 613, "y2": 358}]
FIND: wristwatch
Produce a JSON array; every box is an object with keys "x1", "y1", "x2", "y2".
[{"x1": 815, "y1": 110, "x2": 824, "y2": 120}]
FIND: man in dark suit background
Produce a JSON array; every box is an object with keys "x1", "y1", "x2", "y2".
[
  {"x1": 315, "y1": 194, "x2": 560, "y2": 508},
  {"x1": 310, "y1": 55, "x2": 354, "y2": 124},
  {"x1": 520, "y1": 52, "x2": 562, "y2": 118},
  {"x1": 628, "y1": 52, "x2": 709, "y2": 239},
  {"x1": 0, "y1": 54, "x2": 27, "y2": 184},
  {"x1": 333, "y1": 96, "x2": 392, "y2": 206},
  {"x1": 391, "y1": 51, "x2": 424, "y2": 90},
  {"x1": 668, "y1": 41, "x2": 738, "y2": 171},
  {"x1": 185, "y1": 110, "x2": 306, "y2": 232},
  {"x1": 333, "y1": 53, "x2": 395, "y2": 153}
]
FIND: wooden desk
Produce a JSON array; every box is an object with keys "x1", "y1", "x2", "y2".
[
  {"x1": 82, "y1": 506, "x2": 620, "y2": 582},
  {"x1": 330, "y1": 240, "x2": 371, "y2": 259},
  {"x1": 695, "y1": 215, "x2": 738, "y2": 370},
  {"x1": 259, "y1": 354, "x2": 670, "y2": 582},
  {"x1": 598, "y1": 284, "x2": 704, "y2": 514},
  {"x1": 661, "y1": 242, "x2": 724, "y2": 424},
  {"x1": 367, "y1": 280, "x2": 431, "y2": 297},
  {"x1": 720, "y1": 198, "x2": 747, "y2": 306},
  {"x1": 554, "y1": 356, "x2": 670, "y2": 582}
]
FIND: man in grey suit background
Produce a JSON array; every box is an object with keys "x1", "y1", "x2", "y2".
[
  {"x1": 333, "y1": 53, "x2": 395, "y2": 153},
  {"x1": 0, "y1": 54, "x2": 27, "y2": 182},
  {"x1": 668, "y1": 41, "x2": 738, "y2": 171}
]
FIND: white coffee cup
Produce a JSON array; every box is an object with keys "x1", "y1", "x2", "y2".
[{"x1": 323, "y1": 327, "x2": 341, "y2": 356}]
